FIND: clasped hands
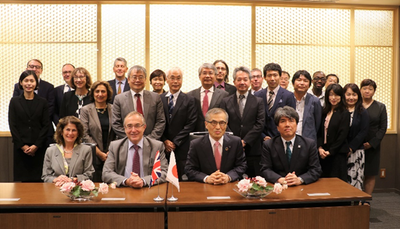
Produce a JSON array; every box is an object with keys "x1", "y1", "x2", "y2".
[
  {"x1": 21, "y1": 145, "x2": 38, "y2": 157},
  {"x1": 164, "y1": 140, "x2": 176, "y2": 153},
  {"x1": 277, "y1": 172, "x2": 302, "y2": 186},
  {"x1": 126, "y1": 172, "x2": 144, "y2": 188},
  {"x1": 205, "y1": 170, "x2": 230, "y2": 185},
  {"x1": 53, "y1": 175, "x2": 74, "y2": 187},
  {"x1": 318, "y1": 147, "x2": 330, "y2": 159}
]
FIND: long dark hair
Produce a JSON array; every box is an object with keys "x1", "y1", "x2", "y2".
[
  {"x1": 343, "y1": 83, "x2": 364, "y2": 114},
  {"x1": 323, "y1": 84, "x2": 345, "y2": 114}
]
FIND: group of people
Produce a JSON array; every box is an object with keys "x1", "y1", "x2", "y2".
[{"x1": 8, "y1": 58, "x2": 387, "y2": 198}]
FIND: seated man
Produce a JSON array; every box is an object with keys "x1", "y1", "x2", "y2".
[
  {"x1": 185, "y1": 108, "x2": 247, "y2": 184},
  {"x1": 260, "y1": 106, "x2": 321, "y2": 186},
  {"x1": 103, "y1": 111, "x2": 168, "y2": 188}
]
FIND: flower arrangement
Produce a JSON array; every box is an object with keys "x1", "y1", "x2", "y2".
[
  {"x1": 235, "y1": 176, "x2": 287, "y2": 198},
  {"x1": 60, "y1": 180, "x2": 116, "y2": 201}
]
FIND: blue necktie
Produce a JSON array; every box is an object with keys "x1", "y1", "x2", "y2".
[
  {"x1": 286, "y1": 141, "x2": 292, "y2": 162},
  {"x1": 168, "y1": 94, "x2": 174, "y2": 119}
]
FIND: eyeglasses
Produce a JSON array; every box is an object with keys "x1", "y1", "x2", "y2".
[
  {"x1": 252, "y1": 75, "x2": 262, "y2": 79},
  {"x1": 206, "y1": 120, "x2": 227, "y2": 127},
  {"x1": 62, "y1": 71, "x2": 72, "y2": 75},
  {"x1": 131, "y1": 76, "x2": 145, "y2": 81},
  {"x1": 216, "y1": 67, "x2": 226, "y2": 71},
  {"x1": 28, "y1": 65, "x2": 42, "y2": 69},
  {"x1": 125, "y1": 123, "x2": 145, "y2": 130},
  {"x1": 73, "y1": 76, "x2": 86, "y2": 80}
]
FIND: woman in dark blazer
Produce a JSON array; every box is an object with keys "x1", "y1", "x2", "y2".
[
  {"x1": 343, "y1": 83, "x2": 369, "y2": 190},
  {"x1": 80, "y1": 81, "x2": 115, "y2": 181},
  {"x1": 8, "y1": 70, "x2": 50, "y2": 182},
  {"x1": 42, "y1": 116, "x2": 94, "y2": 184},
  {"x1": 360, "y1": 79, "x2": 387, "y2": 196},
  {"x1": 317, "y1": 84, "x2": 350, "y2": 182},
  {"x1": 59, "y1": 67, "x2": 92, "y2": 119}
]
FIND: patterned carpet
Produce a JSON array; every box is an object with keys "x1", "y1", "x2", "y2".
[{"x1": 369, "y1": 192, "x2": 400, "y2": 229}]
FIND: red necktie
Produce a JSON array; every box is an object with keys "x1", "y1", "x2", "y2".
[
  {"x1": 132, "y1": 144, "x2": 140, "y2": 177},
  {"x1": 202, "y1": 89, "x2": 209, "y2": 117},
  {"x1": 214, "y1": 141, "x2": 221, "y2": 170},
  {"x1": 135, "y1": 94, "x2": 143, "y2": 115}
]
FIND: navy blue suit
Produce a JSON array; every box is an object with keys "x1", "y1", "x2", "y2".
[
  {"x1": 108, "y1": 78, "x2": 130, "y2": 104},
  {"x1": 185, "y1": 134, "x2": 247, "y2": 182},
  {"x1": 160, "y1": 91, "x2": 197, "y2": 180},
  {"x1": 255, "y1": 87, "x2": 296, "y2": 139}
]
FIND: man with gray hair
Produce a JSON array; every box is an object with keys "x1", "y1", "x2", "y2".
[
  {"x1": 260, "y1": 106, "x2": 321, "y2": 186},
  {"x1": 220, "y1": 66, "x2": 265, "y2": 177},
  {"x1": 187, "y1": 63, "x2": 229, "y2": 132},
  {"x1": 185, "y1": 108, "x2": 247, "y2": 184},
  {"x1": 108, "y1": 57, "x2": 130, "y2": 103},
  {"x1": 160, "y1": 67, "x2": 197, "y2": 180},
  {"x1": 112, "y1": 65, "x2": 165, "y2": 140},
  {"x1": 103, "y1": 111, "x2": 168, "y2": 188}
]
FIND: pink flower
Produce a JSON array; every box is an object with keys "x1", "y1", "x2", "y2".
[
  {"x1": 273, "y1": 183, "x2": 283, "y2": 194},
  {"x1": 98, "y1": 183, "x2": 109, "y2": 194},
  {"x1": 237, "y1": 179, "x2": 252, "y2": 192},
  {"x1": 110, "y1": 182, "x2": 117, "y2": 189},
  {"x1": 80, "y1": 180, "x2": 95, "y2": 191},
  {"x1": 255, "y1": 176, "x2": 267, "y2": 187},
  {"x1": 60, "y1": 182, "x2": 75, "y2": 193}
]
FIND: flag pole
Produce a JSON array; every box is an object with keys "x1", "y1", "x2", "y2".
[
  {"x1": 167, "y1": 182, "x2": 178, "y2": 202},
  {"x1": 153, "y1": 179, "x2": 164, "y2": 202}
]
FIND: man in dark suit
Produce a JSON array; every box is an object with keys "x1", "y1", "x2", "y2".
[
  {"x1": 260, "y1": 106, "x2": 322, "y2": 186},
  {"x1": 185, "y1": 108, "x2": 247, "y2": 184},
  {"x1": 53, "y1": 63, "x2": 75, "y2": 125},
  {"x1": 255, "y1": 63, "x2": 296, "y2": 141},
  {"x1": 112, "y1": 65, "x2": 165, "y2": 140},
  {"x1": 213, "y1": 60, "x2": 236, "y2": 95},
  {"x1": 161, "y1": 67, "x2": 197, "y2": 180},
  {"x1": 187, "y1": 63, "x2": 229, "y2": 132},
  {"x1": 103, "y1": 111, "x2": 168, "y2": 188},
  {"x1": 220, "y1": 66, "x2": 264, "y2": 177},
  {"x1": 13, "y1": 59, "x2": 55, "y2": 145},
  {"x1": 108, "y1": 57, "x2": 130, "y2": 103}
]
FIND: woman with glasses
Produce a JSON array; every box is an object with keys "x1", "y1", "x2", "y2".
[{"x1": 59, "y1": 67, "x2": 92, "y2": 119}]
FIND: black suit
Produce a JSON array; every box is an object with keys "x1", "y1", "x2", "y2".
[
  {"x1": 317, "y1": 109, "x2": 350, "y2": 181},
  {"x1": 8, "y1": 94, "x2": 50, "y2": 182},
  {"x1": 260, "y1": 135, "x2": 322, "y2": 184},
  {"x1": 59, "y1": 91, "x2": 91, "y2": 119},
  {"x1": 108, "y1": 78, "x2": 130, "y2": 104},
  {"x1": 53, "y1": 84, "x2": 74, "y2": 125},
  {"x1": 224, "y1": 83, "x2": 237, "y2": 95},
  {"x1": 185, "y1": 134, "x2": 247, "y2": 182},
  {"x1": 220, "y1": 93, "x2": 265, "y2": 177},
  {"x1": 160, "y1": 92, "x2": 197, "y2": 180}
]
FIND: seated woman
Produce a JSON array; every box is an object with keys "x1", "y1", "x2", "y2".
[{"x1": 42, "y1": 116, "x2": 94, "y2": 185}]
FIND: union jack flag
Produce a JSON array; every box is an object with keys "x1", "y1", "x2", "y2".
[{"x1": 149, "y1": 150, "x2": 161, "y2": 187}]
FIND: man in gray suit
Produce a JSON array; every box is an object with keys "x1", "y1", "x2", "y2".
[
  {"x1": 187, "y1": 63, "x2": 229, "y2": 132},
  {"x1": 112, "y1": 65, "x2": 165, "y2": 140},
  {"x1": 103, "y1": 111, "x2": 168, "y2": 188}
]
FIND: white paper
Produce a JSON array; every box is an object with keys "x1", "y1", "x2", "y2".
[
  {"x1": 0, "y1": 198, "x2": 20, "y2": 201},
  {"x1": 307, "y1": 193, "x2": 331, "y2": 196},
  {"x1": 101, "y1": 198, "x2": 126, "y2": 201},
  {"x1": 207, "y1": 196, "x2": 231, "y2": 200}
]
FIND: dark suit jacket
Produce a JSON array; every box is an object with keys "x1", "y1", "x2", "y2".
[
  {"x1": 187, "y1": 86, "x2": 229, "y2": 132},
  {"x1": 108, "y1": 78, "x2": 130, "y2": 104},
  {"x1": 59, "y1": 91, "x2": 91, "y2": 119},
  {"x1": 220, "y1": 93, "x2": 265, "y2": 156},
  {"x1": 300, "y1": 93, "x2": 322, "y2": 142},
  {"x1": 260, "y1": 135, "x2": 322, "y2": 184},
  {"x1": 348, "y1": 109, "x2": 369, "y2": 151},
  {"x1": 185, "y1": 134, "x2": 247, "y2": 182},
  {"x1": 224, "y1": 83, "x2": 237, "y2": 95},
  {"x1": 112, "y1": 90, "x2": 166, "y2": 140},
  {"x1": 160, "y1": 92, "x2": 197, "y2": 161},
  {"x1": 255, "y1": 87, "x2": 296, "y2": 138},
  {"x1": 102, "y1": 136, "x2": 168, "y2": 186},
  {"x1": 53, "y1": 84, "x2": 73, "y2": 125}
]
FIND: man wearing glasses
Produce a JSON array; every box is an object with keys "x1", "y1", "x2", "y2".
[
  {"x1": 53, "y1": 63, "x2": 75, "y2": 125},
  {"x1": 13, "y1": 59, "x2": 55, "y2": 145},
  {"x1": 103, "y1": 111, "x2": 168, "y2": 188},
  {"x1": 308, "y1": 71, "x2": 326, "y2": 107},
  {"x1": 250, "y1": 68, "x2": 263, "y2": 94},
  {"x1": 112, "y1": 65, "x2": 165, "y2": 140},
  {"x1": 185, "y1": 108, "x2": 247, "y2": 184}
]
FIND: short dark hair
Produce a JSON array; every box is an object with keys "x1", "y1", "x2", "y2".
[
  {"x1": 89, "y1": 81, "x2": 113, "y2": 103},
  {"x1": 360, "y1": 79, "x2": 377, "y2": 91},
  {"x1": 70, "y1": 67, "x2": 93, "y2": 90},
  {"x1": 213, "y1": 60, "x2": 230, "y2": 82},
  {"x1": 274, "y1": 106, "x2": 299, "y2": 125},
  {"x1": 292, "y1": 70, "x2": 312, "y2": 87},
  {"x1": 323, "y1": 84, "x2": 345, "y2": 114},
  {"x1": 263, "y1": 63, "x2": 282, "y2": 77},
  {"x1": 54, "y1": 116, "x2": 84, "y2": 146},
  {"x1": 282, "y1": 71, "x2": 291, "y2": 79},
  {"x1": 18, "y1": 70, "x2": 39, "y2": 90},
  {"x1": 326, "y1": 74, "x2": 339, "y2": 84},
  {"x1": 150, "y1": 69, "x2": 166, "y2": 82}
]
